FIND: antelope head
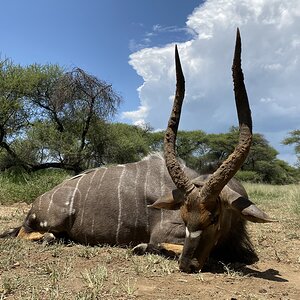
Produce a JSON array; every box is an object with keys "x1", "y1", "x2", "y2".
[{"x1": 150, "y1": 29, "x2": 273, "y2": 273}]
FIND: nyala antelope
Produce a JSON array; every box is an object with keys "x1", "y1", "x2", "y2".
[{"x1": 0, "y1": 29, "x2": 273, "y2": 273}]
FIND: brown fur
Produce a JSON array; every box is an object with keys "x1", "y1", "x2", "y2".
[{"x1": 159, "y1": 30, "x2": 272, "y2": 273}]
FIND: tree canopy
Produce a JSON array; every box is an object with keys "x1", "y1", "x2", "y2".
[
  {"x1": 282, "y1": 130, "x2": 300, "y2": 167},
  {"x1": 145, "y1": 127, "x2": 299, "y2": 184},
  {"x1": 0, "y1": 57, "x2": 298, "y2": 184},
  {"x1": 0, "y1": 59, "x2": 121, "y2": 173}
]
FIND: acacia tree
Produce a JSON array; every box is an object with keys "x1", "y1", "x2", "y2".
[
  {"x1": 147, "y1": 130, "x2": 209, "y2": 172},
  {"x1": 63, "y1": 68, "x2": 121, "y2": 164},
  {"x1": 28, "y1": 68, "x2": 122, "y2": 172},
  {"x1": 0, "y1": 59, "x2": 31, "y2": 170},
  {"x1": 204, "y1": 127, "x2": 297, "y2": 184},
  {"x1": 0, "y1": 59, "x2": 122, "y2": 173},
  {"x1": 146, "y1": 127, "x2": 298, "y2": 184},
  {"x1": 283, "y1": 130, "x2": 300, "y2": 167},
  {"x1": 101, "y1": 123, "x2": 150, "y2": 164},
  {"x1": 25, "y1": 67, "x2": 122, "y2": 172}
]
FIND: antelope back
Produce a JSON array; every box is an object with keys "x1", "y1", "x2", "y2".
[{"x1": 28, "y1": 153, "x2": 198, "y2": 246}]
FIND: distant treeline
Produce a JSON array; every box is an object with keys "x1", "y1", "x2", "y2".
[{"x1": 1, "y1": 57, "x2": 299, "y2": 184}]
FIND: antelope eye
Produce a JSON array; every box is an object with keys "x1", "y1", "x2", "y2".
[{"x1": 210, "y1": 214, "x2": 219, "y2": 225}]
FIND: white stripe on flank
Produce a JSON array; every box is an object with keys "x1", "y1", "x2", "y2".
[
  {"x1": 116, "y1": 165, "x2": 126, "y2": 244},
  {"x1": 68, "y1": 174, "x2": 85, "y2": 226},
  {"x1": 159, "y1": 162, "x2": 166, "y2": 230},
  {"x1": 91, "y1": 215, "x2": 95, "y2": 236},
  {"x1": 38, "y1": 195, "x2": 42, "y2": 211},
  {"x1": 133, "y1": 163, "x2": 139, "y2": 239},
  {"x1": 47, "y1": 180, "x2": 69, "y2": 213},
  {"x1": 47, "y1": 187, "x2": 61, "y2": 215},
  {"x1": 144, "y1": 159, "x2": 150, "y2": 233},
  {"x1": 38, "y1": 192, "x2": 47, "y2": 211},
  {"x1": 79, "y1": 168, "x2": 105, "y2": 227}
]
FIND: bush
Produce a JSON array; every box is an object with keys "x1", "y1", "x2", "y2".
[
  {"x1": 235, "y1": 170, "x2": 263, "y2": 183},
  {"x1": 0, "y1": 169, "x2": 70, "y2": 205}
]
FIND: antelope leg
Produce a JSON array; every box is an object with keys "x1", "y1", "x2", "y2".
[
  {"x1": 16, "y1": 226, "x2": 56, "y2": 244},
  {"x1": 17, "y1": 226, "x2": 45, "y2": 241},
  {"x1": 160, "y1": 243, "x2": 183, "y2": 256}
]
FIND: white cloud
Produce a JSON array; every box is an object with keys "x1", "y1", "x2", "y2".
[
  {"x1": 123, "y1": 0, "x2": 300, "y2": 165},
  {"x1": 152, "y1": 24, "x2": 190, "y2": 35},
  {"x1": 129, "y1": 23, "x2": 193, "y2": 52}
]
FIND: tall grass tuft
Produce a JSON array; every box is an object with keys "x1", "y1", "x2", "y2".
[
  {"x1": 244, "y1": 183, "x2": 300, "y2": 217},
  {"x1": 0, "y1": 169, "x2": 70, "y2": 205}
]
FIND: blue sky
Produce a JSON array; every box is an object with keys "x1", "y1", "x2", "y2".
[
  {"x1": 0, "y1": 0, "x2": 200, "y2": 113},
  {"x1": 0, "y1": 0, "x2": 299, "y2": 165}
]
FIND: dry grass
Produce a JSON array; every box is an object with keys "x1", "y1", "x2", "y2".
[
  {"x1": 0, "y1": 240, "x2": 178, "y2": 299},
  {"x1": 245, "y1": 183, "x2": 300, "y2": 239},
  {"x1": 0, "y1": 183, "x2": 299, "y2": 299}
]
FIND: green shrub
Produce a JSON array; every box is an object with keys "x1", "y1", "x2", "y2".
[
  {"x1": 0, "y1": 169, "x2": 70, "y2": 205},
  {"x1": 235, "y1": 170, "x2": 262, "y2": 183}
]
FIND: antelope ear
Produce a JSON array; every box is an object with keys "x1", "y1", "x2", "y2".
[
  {"x1": 233, "y1": 197, "x2": 276, "y2": 223},
  {"x1": 148, "y1": 189, "x2": 184, "y2": 210},
  {"x1": 220, "y1": 185, "x2": 276, "y2": 223},
  {"x1": 191, "y1": 177, "x2": 205, "y2": 188}
]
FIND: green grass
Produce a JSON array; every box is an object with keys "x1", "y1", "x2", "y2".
[
  {"x1": 0, "y1": 182, "x2": 299, "y2": 299},
  {"x1": 244, "y1": 182, "x2": 300, "y2": 216},
  {"x1": 0, "y1": 169, "x2": 70, "y2": 205}
]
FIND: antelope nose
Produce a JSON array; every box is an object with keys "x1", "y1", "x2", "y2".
[{"x1": 179, "y1": 257, "x2": 200, "y2": 273}]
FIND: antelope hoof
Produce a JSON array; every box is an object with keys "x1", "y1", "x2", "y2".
[
  {"x1": 132, "y1": 243, "x2": 148, "y2": 255},
  {"x1": 179, "y1": 257, "x2": 200, "y2": 273},
  {"x1": 132, "y1": 243, "x2": 163, "y2": 255},
  {"x1": 41, "y1": 233, "x2": 56, "y2": 245}
]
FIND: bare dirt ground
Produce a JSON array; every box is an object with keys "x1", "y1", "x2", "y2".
[{"x1": 0, "y1": 202, "x2": 299, "y2": 300}]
